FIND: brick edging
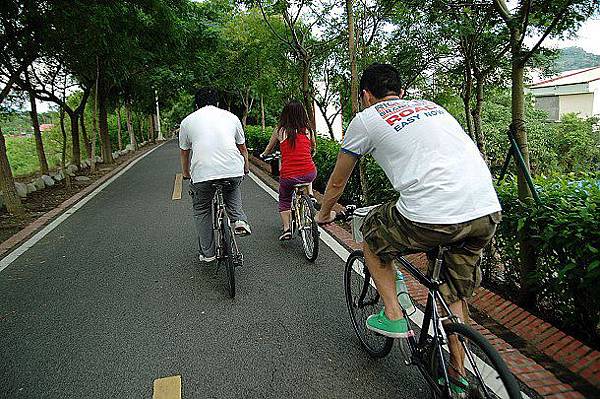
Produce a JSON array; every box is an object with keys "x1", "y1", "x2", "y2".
[
  {"x1": 249, "y1": 156, "x2": 598, "y2": 398},
  {"x1": 0, "y1": 142, "x2": 165, "y2": 261}
]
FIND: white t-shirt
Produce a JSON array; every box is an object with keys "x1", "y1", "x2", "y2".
[
  {"x1": 179, "y1": 106, "x2": 245, "y2": 183},
  {"x1": 342, "y1": 99, "x2": 501, "y2": 224}
]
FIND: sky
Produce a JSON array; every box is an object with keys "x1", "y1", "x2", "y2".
[{"x1": 525, "y1": 18, "x2": 600, "y2": 55}]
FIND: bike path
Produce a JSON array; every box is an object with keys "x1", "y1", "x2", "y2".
[{"x1": 0, "y1": 140, "x2": 425, "y2": 398}]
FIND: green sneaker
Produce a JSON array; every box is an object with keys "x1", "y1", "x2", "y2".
[
  {"x1": 365, "y1": 309, "x2": 410, "y2": 338},
  {"x1": 438, "y1": 376, "x2": 469, "y2": 395}
]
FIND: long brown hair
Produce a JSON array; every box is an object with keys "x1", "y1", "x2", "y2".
[{"x1": 277, "y1": 101, "x2": 311, "y2": 148}]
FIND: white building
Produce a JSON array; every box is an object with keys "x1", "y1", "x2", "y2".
[{"x1": 529, "y1": 66, "x2": 600, "y2": 121}]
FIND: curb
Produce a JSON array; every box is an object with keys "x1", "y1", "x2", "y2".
[
  {"x1": 249, "y1": 156, "x2": 598, "y2": 398},
  {"x1": 0, "y1": 142, "x2": 165, "y2": 261}
]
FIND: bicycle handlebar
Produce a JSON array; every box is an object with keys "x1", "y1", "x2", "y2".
[{"x1": 260, "y1": 151, "x2": 281, "y2": 162}]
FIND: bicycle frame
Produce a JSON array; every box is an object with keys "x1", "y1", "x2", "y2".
[
  {"x1": 396, "y1": 247, "x2": 460, "y2": 396},
  {"x1": 396, "y1": 249, "x2": 458, "y2": 348},
  {"x1": 212, "y1": 186, "x2": 226, "y2": 258},
  {"x1": 289, "y1": 186, "x2": 308, "y2": 237},
  {"x1": 353, "y1": 246, "x2": 458, "y2": 395}
]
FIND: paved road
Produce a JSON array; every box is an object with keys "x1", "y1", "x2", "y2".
[{"x1": 0, "y1": 140, "x2": 426, "y2": 398}]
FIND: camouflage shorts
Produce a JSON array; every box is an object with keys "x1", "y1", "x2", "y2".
[{"x1": 361, "y1": 201, "x2": 501, "y2": 304}]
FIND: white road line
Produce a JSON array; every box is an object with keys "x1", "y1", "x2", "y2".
[
  {"x1": 249, "y1": 170, "x2": 529, "y2": 399},
  {"x1": 0, "y1": 143, "x2": 166, "y2": 274}
]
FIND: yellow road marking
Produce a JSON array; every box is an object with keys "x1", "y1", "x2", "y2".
[
  {"x1": 172, "y1": 173, "x2": 183, "y2": 200},
  {"x1": 153, "y1": 375, "x2": 181, "y2": 399}
]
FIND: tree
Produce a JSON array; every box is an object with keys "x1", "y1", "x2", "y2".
[
  {"x1": 492, "y1": 0, "x2": 597, "y2": 303},
  {"x1": 258, "y1": 0, "x2": 342, "y2": 128},
  {"x1": 26, "y1": 79, "x2": 49, "y2": 174},
  {"x1": 0, "y1": 0, "x2": 49, "y2": 215},
  {"x1": 22, "y1": 59, "x2": 90, "y2": 166}
]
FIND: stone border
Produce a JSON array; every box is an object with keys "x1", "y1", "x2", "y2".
[
  {"x1": 249, "y1": 156, "x2": 599, "y2": 398},
  {"x1": 0, "y1": 141, "x2": 159, "y2": 260}
]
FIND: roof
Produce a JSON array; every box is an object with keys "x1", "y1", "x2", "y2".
[{"x1": 530, "y1": 66, "x2": 600, "y2": 88}]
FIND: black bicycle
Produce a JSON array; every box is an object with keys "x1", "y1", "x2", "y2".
[
  {"x1": 262, "y1": 153, "x2": 319, "y2": 262},
  {"x1": 343, "y1": 206, "x2": 522, "y2": 399},
  {"x1": 212, "y1": 181, "x2": 243, "y2": 298}
]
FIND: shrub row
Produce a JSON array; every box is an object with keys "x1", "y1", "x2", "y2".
[{"x1": 245, "y1": 126, "x2": 600, "y2": 341}]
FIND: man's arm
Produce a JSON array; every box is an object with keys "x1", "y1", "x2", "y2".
[
  {"x1": 237, "y1": 143, "x2": 249, "y2": 174},
  {"x1": 180, "y1": 149, "x2": 191, "y2": 179},
  {"x1": 315, "y1": 151, "x2": 358, "y2": 223}
]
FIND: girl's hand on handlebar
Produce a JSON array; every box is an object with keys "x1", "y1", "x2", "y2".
[{"x1": 315, "y1": 210, "x2": 336, "y2": 225}]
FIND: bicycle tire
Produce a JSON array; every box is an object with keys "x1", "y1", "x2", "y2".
[
  {"x1": 299, "y1": 194, "x2": 319, "y2": 262},
  {"x1": 428, "y1": 322, "x2": 522, "y2": 399},
  {"x1": 221, "y1": 219, "x2": 235, "y2": 299},
  {"x1": 344, "y1": 250, "x2": 394, "y2": 358}
]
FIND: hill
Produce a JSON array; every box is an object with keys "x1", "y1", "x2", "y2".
[{"x1": 555, "y1": 46, "x2": 600, "y2": 72}]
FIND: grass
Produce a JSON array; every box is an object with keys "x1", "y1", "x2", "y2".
[{"x1": 5, "y1": 133, "x2": 63, "y2": 177}]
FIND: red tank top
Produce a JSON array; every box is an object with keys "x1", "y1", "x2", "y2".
[{"x1": 279, "y1": 129, "x2": 316, "y2": 178}]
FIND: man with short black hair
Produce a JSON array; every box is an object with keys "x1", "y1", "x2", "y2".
[
  {"x1": 179, "y1": 88, "x2": 251, "y2": 263},
  {"x1": 316, "y1": 63, "x2": 501, "y2": 394}
]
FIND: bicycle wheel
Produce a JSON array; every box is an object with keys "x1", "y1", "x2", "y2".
[
  {"x1": 428, "y1": 322, "x2": 522, "y2": 399},
  {"x1": 344, "y1": 250, "x2": 394, "y2": 358},
  {"x1": 299, "y1": 194, "x2": 319, "y2": 262},
  {"x1": 221, "y1": 219, "x2": 235, "y2": 299}
]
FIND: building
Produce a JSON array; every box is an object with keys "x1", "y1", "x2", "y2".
[{"x1": 528, "y1": 66, "x2": 600, "y2": 121}]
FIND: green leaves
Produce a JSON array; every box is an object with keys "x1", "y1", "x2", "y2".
[{"x1": 496, "y1": 174, "x2": 600, "y2": 340}]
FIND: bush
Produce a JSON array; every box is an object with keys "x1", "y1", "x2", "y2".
[{"x1": 492, "y1": 175, "x2": 600, "y2": 340}]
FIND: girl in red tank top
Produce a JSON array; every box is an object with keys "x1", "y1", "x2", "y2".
[{"x1": 261, "y1": 101, "x2": 317, "y2": 240}]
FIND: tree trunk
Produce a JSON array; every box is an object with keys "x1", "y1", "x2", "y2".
[
  {"x1": 148, "y1": 115, "x2": 155, "y2": 144},
  {"x1": 511, "y1": 46, "x2": 536, "y2": 306},
  {"x1": 97, "y1": 93, "x2": 113, "y2": 164},
  {"x1": 68, "y1": 112, "x2": 81, "y2": 166},
  {"x1": 462, "y1": 66, "x2": 475, "y2": 140},
  {"x1": 0, "y1": 128, "x2": 24, "y2": 215},
  {"x1": 346, "y1": 0, "x2": 359, "y2": 115},
  {"x1": 260, "y1": 95, "x2": 266, "y2": 131},
  {"x1": 91, "y1": 62, "x2": 99, "y2": 173},
  {"x1": 473, "y1": 75, "x2": 489, "y2": 164},
  {"x1": 59, "y1": 109, "x2": 72, "y2": 189},
  {"x1": 140, "y1": 117, "x2": 145, "y2": 143},
  {"x1": 301, "y1": 60, "x2": 316, "y2": 130},
  {"x1": 28, "y1": 92, "x2": 49, "y2": 174},
  {"x1": 116, "y1": 106, "x2": 123, "y2": 151},
  {"x1": 80, "y1": 112, "x2": 92, "y2": 161},
  {"x1": 126, "y1": 101, "x2": 136, "y2": 150}
]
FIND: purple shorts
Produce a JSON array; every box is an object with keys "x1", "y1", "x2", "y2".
[{"x1": 278, "y1": 171, "x2": 317, "y2": 212}]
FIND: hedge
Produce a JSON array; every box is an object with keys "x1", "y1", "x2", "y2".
[{"x1": 246, "y1": 126, "x2": 600, "y2": 341}]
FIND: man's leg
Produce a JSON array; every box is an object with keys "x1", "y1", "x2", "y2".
[
  {"x1": 222, "y1": 177, "x2": 248, "y2": 222},
  {"x1": 191, "y1": 181, "x2": 217, "y2": 258},
  {"x1": 363, "y1": 241, "x2": 403, "y2": 320},
  {"x1": 441, "y1": 213, "x2": 499, "y2": 389}
]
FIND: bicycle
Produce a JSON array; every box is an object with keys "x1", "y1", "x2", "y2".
[
  {"x1": 342, "y1": 206, "x2": 522, "y2": 399},
  {"x1": 212, "y1": 181, "x2": 243, "y2": 298},
  {"x1": 261, "y1": 153, "x2": 320, "y2": 262}
]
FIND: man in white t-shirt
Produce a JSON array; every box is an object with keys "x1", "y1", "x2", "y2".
[
  {"x1": 179, "y1": 88, "x2": 252, "y2": 262},
  {"x1": 315, "y1": 64, "x2": 501, "y2": 393}
]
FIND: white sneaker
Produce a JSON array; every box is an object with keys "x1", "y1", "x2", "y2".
[
  {"x1": 198, "y1": 254, "x2": 216, "y2": 263},
  {"x1": 234, "y1": 220, "x2": 252, "y2": 236}
]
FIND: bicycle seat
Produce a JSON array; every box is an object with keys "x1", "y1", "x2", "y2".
[
  {"x1": 211, "y1": 181, "x2": 232, "y2": 189},
  {"x1": 293, "y1": 183, "x2": 311, "y2": 189}
]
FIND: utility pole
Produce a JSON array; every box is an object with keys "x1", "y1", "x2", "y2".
[{"x1": 155, "y1": 89, "x2": 164, "y2": 140}]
